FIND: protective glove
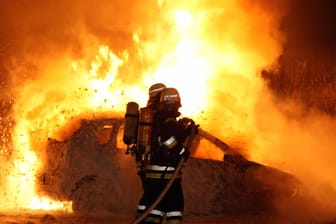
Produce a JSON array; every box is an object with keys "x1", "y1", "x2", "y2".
[
  {"x1": 178, "y1": 117, "x2": 194, "y2": 130},
  {"x1": 177, "y1": 117, "x2": 195, "y2": 141}
]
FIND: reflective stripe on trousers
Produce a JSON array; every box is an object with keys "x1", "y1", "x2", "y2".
[
  {"x1": 145, "y1": 165, "x2": 181, "y2": 179},
  {"x1": 136, "y1": 205, "x2": 182, "y2": 224}
]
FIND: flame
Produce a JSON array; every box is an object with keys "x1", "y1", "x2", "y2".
[{"x1": 0, "y1": 0, "x2": 284, "y2": 212}]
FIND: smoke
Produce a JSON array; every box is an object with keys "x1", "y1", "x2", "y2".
[
  {"x1": 281, "y1": 0, "x2": 336, "y2": 61},
  {"x1": 252, "y1": 0, "x2": 336, "y2": 222}
]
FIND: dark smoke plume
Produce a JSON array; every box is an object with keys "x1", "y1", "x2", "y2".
[{"x1": 282, "y1": 0, "x2": 336, "y2": 60}]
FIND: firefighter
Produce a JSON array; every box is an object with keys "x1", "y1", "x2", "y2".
[
  {"x1": 135, "y1": 83, "x2": 167, "y2": 185},
  {"x1": 135, "y1": 87, "x2": 195, "y2": 224}
]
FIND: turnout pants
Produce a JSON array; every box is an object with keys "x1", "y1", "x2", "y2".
[{"x1": 136, "y1": 176, "x2": 184, "y2": 224}]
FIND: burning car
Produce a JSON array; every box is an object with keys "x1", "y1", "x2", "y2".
[{"x1": 36, "y1": 117, "x2": 300, "y2": 215}]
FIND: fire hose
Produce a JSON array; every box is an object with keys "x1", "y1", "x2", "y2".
[{"x1": 131, "y1": 122, "x2": 197, "y2": 224}]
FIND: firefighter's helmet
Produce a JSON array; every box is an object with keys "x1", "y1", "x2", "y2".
[
  {"x1": 159, "y1": 87, "x2": 181, "y2": 111},
  {"x1": 147, "y1": 83, "x2": 166, "y2": 108}
]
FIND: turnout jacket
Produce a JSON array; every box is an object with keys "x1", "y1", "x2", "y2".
[{"x1": 149, "y1": 110, "x2": 188, "y2": 169}]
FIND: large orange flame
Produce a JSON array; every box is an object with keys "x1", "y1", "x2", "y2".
[{"x1": 0, "y1": 0, "x2": 285, "y2": 211}]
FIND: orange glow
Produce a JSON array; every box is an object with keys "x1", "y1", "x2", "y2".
[
  {"x1": 29, "y1": 196, "x2": 72, "y2": 211},
  {"x1": 193, "y1": 139, "x2": 224, "y2": 161},
  {"x1": 0, "y1": 0, "x2": 286, "y2": 212}
]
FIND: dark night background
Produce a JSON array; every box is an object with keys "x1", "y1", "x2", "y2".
[{"x1": 263, "y1": 0, "x2": 336, "y2": 115}]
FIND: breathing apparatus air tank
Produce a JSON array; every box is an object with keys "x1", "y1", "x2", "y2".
[
  {"x1": 123, "y1": 102, "x2": 139, "y2": 146},
  {"x1": 137, "y1": 107, "x2": 154, "y2": 155}
]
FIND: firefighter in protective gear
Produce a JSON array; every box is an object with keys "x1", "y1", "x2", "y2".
[
  {"x1": 135, "y1": 87, "x2": 194, "y2": 224},
  {"x1": 135, "y1": 83, "x2": 167, "y2": 185}
]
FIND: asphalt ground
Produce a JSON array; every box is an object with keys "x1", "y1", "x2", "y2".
[{"x1": 1, "y1": 210, "x2": 335, "y2": 224}]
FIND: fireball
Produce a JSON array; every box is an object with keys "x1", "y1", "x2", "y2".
[{"x1": 0, "y1": 0, "x2": 285, "y2": 211}]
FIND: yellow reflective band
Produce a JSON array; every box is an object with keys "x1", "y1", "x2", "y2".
[
  {"x1": 167, "y1": 219, "x2": 182, "y2": 224},
  {"x1": 145, "y1": 216, "x2": 162, "y2": 223},
  {"x1": 145, "y1": 172, "x2": 181, "y2": 179},
  {"x1": 145, "y1": 173, "x2": 172, "y2": 179}
]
